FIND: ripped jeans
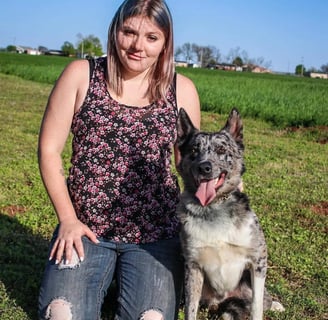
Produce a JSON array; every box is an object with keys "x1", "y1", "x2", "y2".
[{"x1": 38, "y1": 228, "x2": 184, "y2": 320}]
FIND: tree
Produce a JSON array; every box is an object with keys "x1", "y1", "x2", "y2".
[
  {"x1": 6, "y1": 45, "x2": 16, "y2": 52},
  {"x1": 201, "y1": 46, "x2": 216, "y2": 67},
  {"x1": 212, "y1": 46, "x2": 221, "y2": 64},
  {"x1": 175, "y1": 42, "x2": 193, "y2": 62},
  {"x1": 321, "y1": 63, "x2": 328, "y2": 73},
  {"x1": 226, "y1": 47, "x2": 248, "y2": 64},
  {"x1": 174, "y1": 47, "x2": 183, "y2": 61},
  {"x1": 38, "y1": 46, "x2": 48, "y2": 53},
  {"x1": 76, "y1": 34, "x2": 103, "y2": 57},
  {"x1": 295, "y1": 64, "x2": 306, "y2": 75},
  {"x1": 61, "y1": 41, "x2": 75, "y2": 56},
  {"x1": 233, "y1": 56, "x2": 243, "y2": 66},
  {"x1": 191, "y1": 44, "x2": 219, "y2": 67},
  {"x1": 191, "y1": 43, "x2": 202, "y2": 65}
]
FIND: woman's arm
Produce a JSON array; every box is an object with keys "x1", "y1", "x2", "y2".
[
  {"x1": 174, "y1": 73, "x2": 201, "y2": 167},
  {"x1": 38, "y1": 59, "x2": 98, "y2": 264}
]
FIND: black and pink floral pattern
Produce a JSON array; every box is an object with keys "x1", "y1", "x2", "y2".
[{"x1": 67, "y1": 57, "x2": 180, "y2": 243}]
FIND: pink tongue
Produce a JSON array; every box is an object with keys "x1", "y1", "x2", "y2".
[{"x1": 195, "y1": 175, "x2": 225, "y2": 206}]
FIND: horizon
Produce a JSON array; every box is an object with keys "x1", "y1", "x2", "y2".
[{"x1": 1, "y1": 0, "x2": 327, "y2": 73}]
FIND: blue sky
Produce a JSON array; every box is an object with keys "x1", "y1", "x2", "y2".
[{"x1": 1, "y1": 0, "x2": 327, "y2": 72}]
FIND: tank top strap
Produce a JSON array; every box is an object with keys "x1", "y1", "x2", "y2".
[{"x1": 87, "y1": 57, "x2": 96, "y2": 82}]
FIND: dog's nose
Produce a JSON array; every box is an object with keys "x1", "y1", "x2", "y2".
[{"x1": 198, "y1": 161, "x2": 212, "y2": 175}]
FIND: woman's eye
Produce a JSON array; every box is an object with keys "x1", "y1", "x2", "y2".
[
  {"x1": 147, "y1": 35, "x2": 158, "y2": 42},
  {"x1": 123, "y1": 29, "x2": 135, "y2": 36}
]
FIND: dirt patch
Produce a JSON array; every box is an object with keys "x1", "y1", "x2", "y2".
[
  {"x1": 287, "y1": 126, "x2": 328, "y2": 144},
  {"x1": 310, "y1": 201, "x2": 328, "y2": 216},
  {"x1": 0, "y1": 205, "x2": 27, "y2": 217},
  {"x1": 298, "y1": 201, "x2": 328, "y2": 233}
]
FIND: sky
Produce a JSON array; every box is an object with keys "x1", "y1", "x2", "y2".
[{"x1": 1, "y1": 0, "x2": 327, "y2": 72}]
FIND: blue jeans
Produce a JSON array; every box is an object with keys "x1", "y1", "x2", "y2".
[{"x1": 39, "y1": 229, "x2": 184, "y2": 320}]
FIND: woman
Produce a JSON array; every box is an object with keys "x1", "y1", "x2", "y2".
[{"x1": 38, "y1": 0, "x2": 200, "y2": 319}]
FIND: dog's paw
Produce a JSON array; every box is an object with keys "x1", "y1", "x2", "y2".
[{"x1": 271, "y1": 301, "x2": 285, "y2": 312}]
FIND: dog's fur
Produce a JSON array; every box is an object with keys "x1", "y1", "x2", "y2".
[{"x1": 176, "y1": 108, "x2": 284, "y2": 320}]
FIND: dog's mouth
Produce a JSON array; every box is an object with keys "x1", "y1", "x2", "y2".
[{"x1": 195, "y1": 171, "x2": 226, "y2": 206}]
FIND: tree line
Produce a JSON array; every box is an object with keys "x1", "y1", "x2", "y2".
[
  {"x1": 4, "y1": 34, "x2": 104, "y2": 58},
  {"x1": 174, "y1": 43, "x2": 272, "y2": 69},
  {"x1": 3, "y1": 36, "x2": 328, "y2": 74},
  {"x1": 175, "y1": 42, "x2": 328, "y2": 74}
]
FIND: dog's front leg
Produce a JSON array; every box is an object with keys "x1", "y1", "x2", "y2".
[
  {"x1": 250, "y1": 272, "x2": 265, "y2": 320},
  {"x1": 184, "y1": 262, "x2": 204, "y2": 320}
]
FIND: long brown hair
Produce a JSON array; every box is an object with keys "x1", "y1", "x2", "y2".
[{"x1": 107, "y1": 0, "x2": 174, "y2": 102}]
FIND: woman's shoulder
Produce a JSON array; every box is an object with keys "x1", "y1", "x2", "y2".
[
  {"x1": 176, "y1": 73, "x2": 196, "y2": 90},
  {"x1": 58, "y1": 59, "x2": 89, "y2": 84},
  {"x1": 175, "y1": 73, "x2": 201, "y2": 129},
  {"x1": 175, "y1": 73, "x2": 199, "y2": 105}
]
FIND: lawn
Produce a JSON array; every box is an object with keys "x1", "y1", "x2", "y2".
[{"x1": 0, "y1": 65, "x2": 327, "y2": 319}]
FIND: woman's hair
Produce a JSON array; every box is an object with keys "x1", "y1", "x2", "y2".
[{"x1": 107, "y1": 0, "x2": 174, "y2": 102}]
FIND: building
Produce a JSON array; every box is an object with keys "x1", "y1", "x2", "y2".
[
  {"x1": 309, "y1": 72, "x2": 328, "y2": 80},
  {"x1": 16, "y1": 46, "x2": 40, "y2": 55}
]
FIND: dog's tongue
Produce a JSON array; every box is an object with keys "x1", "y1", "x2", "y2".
[{"x1": 195, "y1": 175, "x2": 225, "y2": 206}]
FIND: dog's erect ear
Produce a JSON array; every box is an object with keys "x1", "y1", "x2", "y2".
[
  {"x1": 177, "y1": 108, "x2": 198, "y2": 147},
  {"x1": 223, "y1": 108, "x2": 243, "y2": 146}
]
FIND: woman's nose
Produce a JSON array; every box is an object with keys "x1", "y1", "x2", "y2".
[{"x1": 131, "y1": 36, "x2": 143, "y2": 51}]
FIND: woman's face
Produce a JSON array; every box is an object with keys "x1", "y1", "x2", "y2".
[{"x1": 117, "y1": 16, "x2": 166, "y2": 77}]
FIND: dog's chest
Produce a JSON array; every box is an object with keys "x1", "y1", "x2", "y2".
[
  {"x1": 183, "y1": 214, "x2": 253, "y2": 257},
  {"x1": 181, "y1": 206, "x2": 256, "y2": 292},
  {"x1": 182, "y1": 201, "x2": 254, "y2": 248}
]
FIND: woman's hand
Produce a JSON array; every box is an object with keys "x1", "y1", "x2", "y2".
[{"x1": 50, "y1": 217, "x2": 99, "y2": 264}]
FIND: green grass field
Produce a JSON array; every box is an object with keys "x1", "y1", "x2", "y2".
[
  {"x1": 1, "y1": 52, "x2": 328, "y2": 128},
  {"x1": 0, "y1": 54, "x2": 327, "y2": 319}
]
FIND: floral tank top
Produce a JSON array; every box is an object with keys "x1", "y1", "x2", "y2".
[{"x1": 67, "y1": 57, "x2": 180, "y2": 244}]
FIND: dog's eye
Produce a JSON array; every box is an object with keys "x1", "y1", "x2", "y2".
[{"x1": 190, "y1": 147, "x2": 198, "y2": 158}]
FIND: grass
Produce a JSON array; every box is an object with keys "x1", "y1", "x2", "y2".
[
  {"x1": 0, "y1": 52, "x2": 75, "y2": 85},
  {"x1": 178, "y1": 67, "x2": 328, "y2": 127},
  {"x1": 0, "y1": 69, "x2": 327, "y2": 319},
  {"x1": 1, "y1": 52, "x2": 328, "y2": 128}
]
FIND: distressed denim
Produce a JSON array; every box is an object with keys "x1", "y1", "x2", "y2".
[{"x1": 39, "y1": 228, "x2": 184, "y2": 320}]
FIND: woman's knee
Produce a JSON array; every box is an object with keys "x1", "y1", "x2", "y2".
[
  {"x1": 44, "y1": 298, "x2": 72, "y2": 320},
  {"x1": 139, "y1": 309, "x2": 164, "y2": 320}
]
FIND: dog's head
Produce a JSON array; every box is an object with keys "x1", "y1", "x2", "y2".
[{"x1": 177, "y1": 108, "x2": 244, "y2": 206}]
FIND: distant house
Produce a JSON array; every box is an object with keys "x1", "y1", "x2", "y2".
[
  {"x1": 16, "y1": 46, "x2": 40, "y2": 55},
  {"x1": 309, "y1": 72, "x2": 328, "y2": 79},
  {"x1": 44, "y1": 50, "x2": 66, "y2": 56},
  {"x1": 207, "y1": 63, "x2": 243, "y2": 72},
  {"x1": 215, "y1": 63, "x2": 237, "y2": 71},
  {"x1": 174, "y1": 60, "x2": 200, "y2": 68},
  {"x1": 251, "y1": 66, "x2": 271, "y2": 73},
  {"x1": 175, "y1": 60, "x2": 188, "y2": 68}
]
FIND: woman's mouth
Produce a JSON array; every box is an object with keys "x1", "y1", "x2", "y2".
[{"x1": 126, "y1": 52, "x2": 144, "y2": 60}]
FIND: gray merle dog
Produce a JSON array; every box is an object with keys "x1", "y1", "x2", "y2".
[{"x1": 176, "y1": 108, "x2": 284, "y2": 320}]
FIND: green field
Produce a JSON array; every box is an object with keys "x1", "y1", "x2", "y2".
[
  {"x1": 0, "y1": 53, "x2": 327, "y2": 319},
  {"x1": 1, "y1": 52, "x2": 328, "y2": 128}
]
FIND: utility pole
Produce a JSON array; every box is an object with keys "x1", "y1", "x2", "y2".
[{"x1": 81, "y1": 40, "x2": 84, "y2": 59}]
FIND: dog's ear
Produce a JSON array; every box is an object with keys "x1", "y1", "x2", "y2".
[
  {"x1": 223, "y1": 108, "x2": 244, "y2": 147},
  {"x1": 177, "y1": 108, "x2": 198, "y2": 147}
]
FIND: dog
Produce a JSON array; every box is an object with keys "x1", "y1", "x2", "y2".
[{"x1": 176, "y1": 108, "x2": 284, "y2": 320}]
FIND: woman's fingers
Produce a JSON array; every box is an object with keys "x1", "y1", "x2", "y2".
[
  {"x1": 48, "y1": 225, "x2": 99, "y2": 264},
  {"x1": 73, "y1": 237, "x2": 85, "y2": 262},
  {"x1": 84, "y1": 227, "x2": 100, "y2": 245},
  {"x1": 55, "y1": 238, "x2": 69, "y2": 264},
  {"x1": 49, "y1": 238, "x2": 59, "y2": 261}
]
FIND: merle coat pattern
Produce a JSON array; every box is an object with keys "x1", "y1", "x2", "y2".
[{"x1": 176, "y1": 108, "x2": 284, "y2": 320}]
